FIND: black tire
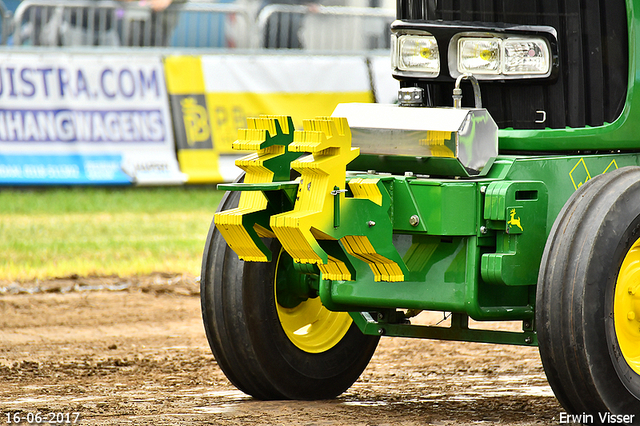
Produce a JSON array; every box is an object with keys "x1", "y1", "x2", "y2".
[
  {"x1": 200, "y1": 189, "x2": 380, "y2": 400},
  {"x1": 537, "y1": 166, "x2": 640, "y2": 424}
]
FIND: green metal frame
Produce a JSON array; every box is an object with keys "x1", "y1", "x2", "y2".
[{"x1": 350, "y1": 311, "x2": 537, "y2": 346}]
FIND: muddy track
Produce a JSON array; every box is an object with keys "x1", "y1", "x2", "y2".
[{"x1": 0, "y1": 274, "x2": 562, "y2": 425}]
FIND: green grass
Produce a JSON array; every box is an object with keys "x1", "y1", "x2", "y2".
[{"x1": 0, "y1": 187, "x2": 224, "y2": 281}]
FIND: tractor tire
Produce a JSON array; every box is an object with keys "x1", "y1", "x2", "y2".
[
  {"x1": 200, "y1": 189, "x2": 379, "y2": 400},
  {"x1": 537, "y1": 166, "x2": 640, "y2": 424}
]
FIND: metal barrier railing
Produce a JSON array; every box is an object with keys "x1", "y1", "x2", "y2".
[
  {"x1": 168, "y1": 2, "x2": 253, "y2": 48},
  {"x1": 12, "y1": 0, "x2": 251, "y2": 47},
  {"x1": 10, "y1": 0, "x2": 394, "y2": 51},
  {"x1": 255, "y1": 4, "x2": 393, "y2": 50},
  {"x1": 0, "y1": 0, "x2": 13, "y2": 45}
]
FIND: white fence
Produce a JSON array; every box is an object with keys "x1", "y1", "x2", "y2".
[{"x1": 9, "y1": 0, "x2": 394, "y2": 50}]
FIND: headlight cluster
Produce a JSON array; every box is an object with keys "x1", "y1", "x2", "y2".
[{"x1": 392, "y1": 31, "x2": 553, "y2": 80}]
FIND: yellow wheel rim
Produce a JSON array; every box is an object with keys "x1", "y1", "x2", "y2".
[
  {"x1": 274, "y1": 250, "x2": 352, "y2": 354},
  {"x1": 614, "y1": 237, "x2": 640, "y2": 375}
]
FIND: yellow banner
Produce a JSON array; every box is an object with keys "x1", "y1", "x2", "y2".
[{"x1": 164, "y1": 54, "x2": 374, "y2": 183}]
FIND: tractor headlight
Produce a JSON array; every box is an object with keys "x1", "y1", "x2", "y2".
[
  {"x1": 454, "y1": 36, "x2": 551, "y2": 78},
  {"x1": 502, "y1": 38, "x2": 550, "y2": 75},
  {"x1": 392, "y1": 34, "x2": 440, "y2": 77},
  {"x1": 457, "y1": 37, "x2": 501, "y2": 74}
]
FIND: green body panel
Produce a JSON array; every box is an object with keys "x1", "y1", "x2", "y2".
[
  {"x1": 497, "y1": 0, "x2": 638, "y2": 152},
  {"x1": 322, "y1": 233, "x2": 533, "y2": 320},
  {"x1": 481, "y1": 181, "x2": 549, "y2": 286},
  {"x1": 496, "y1": 155, "x2": 639, "y2": 230},
  {"x1": 391, "y1": 180, "x2": 477, "y2": 235}
]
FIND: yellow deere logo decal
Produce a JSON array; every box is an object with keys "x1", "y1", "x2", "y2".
[
  {"x1": 181, "y1": 97, "x2": 211, "y2": 146},
  {"x1": 507, "y1": 208, "x2": 523, "y2": 233}
]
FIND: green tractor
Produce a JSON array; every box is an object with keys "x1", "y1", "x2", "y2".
[{"x1": 201, "y1": 0, "x2": 640, "y2": 421}]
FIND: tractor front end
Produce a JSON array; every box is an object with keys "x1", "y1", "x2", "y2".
[{"x1": 201, "y1": 0, "x2": 640, "y2": 420}]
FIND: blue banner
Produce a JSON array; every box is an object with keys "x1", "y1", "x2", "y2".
[
  {"x1": 0, "y1": 52, "x2": 184, "y2": 186},
  {"x1": 0, "y1": 153, "x2": 132, "y2": 185}
]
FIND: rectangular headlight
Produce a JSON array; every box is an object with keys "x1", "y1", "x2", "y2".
[
  {"x1": 394, "y1": 34, "x2": 440, "y2": 77},
  {"x1": 503, "y1": 39, "x2": 550, "y2": 75},
  {"x1": 458, "y1": 38, "x2": 501, "y2": 74}
]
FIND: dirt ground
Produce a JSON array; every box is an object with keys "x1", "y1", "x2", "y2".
[{"x1": 0, "y1": 274, "x2": 563, "y2": 425}]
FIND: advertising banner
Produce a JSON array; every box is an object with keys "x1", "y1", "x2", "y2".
[
  {"x1": 0, "y1": 51, "x2": 185, "y2": 185},
  {"x1": 165, "y1": 54, "x2": 374, "y2": 183}
]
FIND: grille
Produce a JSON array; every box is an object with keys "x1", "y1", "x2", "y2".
[{"x1": 398, "y1": 0, "x2": 628, "y2": 130}]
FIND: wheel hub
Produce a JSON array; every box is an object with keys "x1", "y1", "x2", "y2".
[
  {"x1": 614, "y1": 240, "x2": 640, "y2": 375},
  {"x1": 274, "y1": 249, "x2": 352, "y2": 354}
]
